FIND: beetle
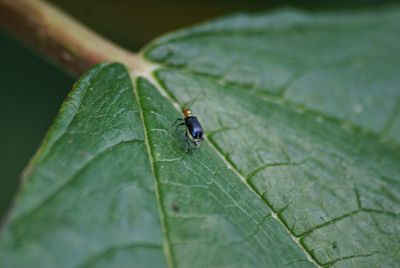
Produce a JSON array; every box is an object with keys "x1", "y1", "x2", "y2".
[{"x1": 176, "y1": 107, "x2": 204, "y2": 149}]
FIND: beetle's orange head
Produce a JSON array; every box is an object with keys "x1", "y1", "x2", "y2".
[{"x1": 183, "y1": 108, "x2": 192, "y2": 117}]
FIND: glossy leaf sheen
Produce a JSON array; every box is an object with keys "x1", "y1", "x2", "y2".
[{"x1": 1, "y1": 7, "x2": 400, "y2": 268}]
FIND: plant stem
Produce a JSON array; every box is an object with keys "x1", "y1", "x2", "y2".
[{"x1": 0, "y1": 0, "x2": 139, "y2": 77}]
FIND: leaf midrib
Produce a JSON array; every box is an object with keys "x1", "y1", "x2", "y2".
[{"x1": 133, "y1": 76, "x2": 175, "y2": 268}]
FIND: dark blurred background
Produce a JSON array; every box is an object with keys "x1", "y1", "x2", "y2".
[{"x1": 0, "y1": 0, "x2": 395, "y2": 219}]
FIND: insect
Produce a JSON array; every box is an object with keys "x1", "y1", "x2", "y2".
[
  {"x1": 176, "y1": 108, "x2": 204, "y2": 149},
  {"x1": 175, "y1": 93, "x2": 204, "y2": 149}
]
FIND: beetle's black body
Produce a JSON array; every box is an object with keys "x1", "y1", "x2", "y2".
[
  {"x1": 185, "y1": 116, "x2": 203, "y2": 141},
  {"x1": 176, "y1": 108, "x2": 204, "y2": 149}
]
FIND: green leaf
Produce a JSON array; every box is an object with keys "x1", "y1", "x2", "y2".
[
  {"x1": 0, "y1": 64, "x2": 167, "y2": 267},
  {"x1": 1, "y1": 7, "x2": 400, "y2": 268}
]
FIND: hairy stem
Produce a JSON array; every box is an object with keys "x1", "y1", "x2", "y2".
[{"x1": 0, "y1": 0, "x2": 139, "y2": 77}]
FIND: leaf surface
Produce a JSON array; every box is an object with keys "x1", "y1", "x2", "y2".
[{"x1": 1, "y1": 7, "x2": 400, "y2": 268}]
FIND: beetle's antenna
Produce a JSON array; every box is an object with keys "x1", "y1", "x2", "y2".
[{"x1": 187, "y1": 91, "x2": 202, "y2": 109}]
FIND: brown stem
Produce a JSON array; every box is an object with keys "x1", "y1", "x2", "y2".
[{"x1": 0, "y1": 0, "x2": 139, "y2": 77}]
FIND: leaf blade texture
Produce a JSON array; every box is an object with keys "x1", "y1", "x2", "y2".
[{"x1": 1, "y1": 7, "x2": 400, "y2": 268}]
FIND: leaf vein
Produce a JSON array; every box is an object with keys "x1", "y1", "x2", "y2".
[
  {"x1": 10, "y1": 139, "x2": 143, "y2": 228},
  {"x1": 77, "y1": 242, "x2": 163, "y2": 268}
]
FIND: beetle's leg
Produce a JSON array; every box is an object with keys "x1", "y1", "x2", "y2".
[
  {"x1": 174, "y1": 118, "x2": 185, "y2": 130},
  {"x1": 174, "y1": 118, "x2": 184, "y2": 124},
  {"x1": 184, "y1": 132, "x2": 200, "y2": 151},
  {"x1": 168, "y1": 118, "x2": 184, "y2": 134},
  {"x1": 175, "y1": 122, "x2": 185, "y2": 130},
  {"x1": 192, "y1": 141, "x2": 200, "y2": 150}
]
